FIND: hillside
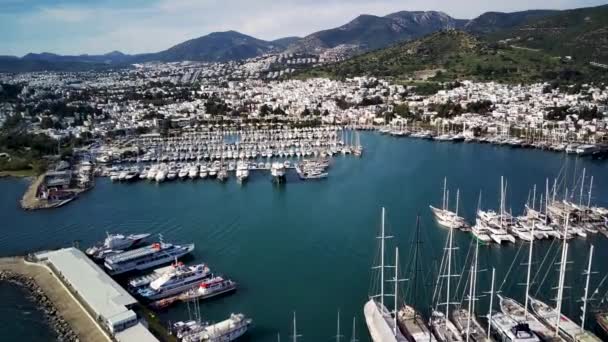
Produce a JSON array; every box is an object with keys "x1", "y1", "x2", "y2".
[
  {"x1": 286, "y1": 11, "x2": 463, "y2": 54},
  {"x1": 138, "y1": 31, "x2": 281, "y2": 62},
  {"x1": 488, "y1": 5, "x2": 608, "y2": 63},
  {"x1": 464, "y1": 10, "x2": 558, "y2": 34},
  {"x1": 296, "y1": 30, "x2": 607, "y2": 84}
]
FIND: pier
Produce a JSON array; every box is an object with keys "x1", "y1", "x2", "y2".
[{"x1": 0, "y1": 249, "x2": 161, "y2": 342}]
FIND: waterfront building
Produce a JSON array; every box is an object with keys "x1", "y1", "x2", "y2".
[{"x1": 34, "y1": 248, "x2": 159, "y2": 341}]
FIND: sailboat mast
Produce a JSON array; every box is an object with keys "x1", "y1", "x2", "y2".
[
  {"x1": 292, "y1": 311, "x2": 299, "y2": 342},
  {"x1": 545, "y1": 178, "x2": 550, "y2": 223},
  {"x1": 445, "y1": 220, "x2": 454, "y2": 320},
  {"x1": 581, "y1": 245, "x2": 594, "y2": 332},
  {"x1": 394, "y1": 247, "x2": 399, "y2": 337},
  {"x1": 587, "y1": 176, "x2": 593, "y2": 208},
  {"x1": 443, "y1": 178, "x2": 447, "y2": 210},
  {"x1": 466, "y1": 265, "x2": 474, "y2": 342},
  {"x1": 524, "y1": 221, "x2": 535, "y2": 319},
  {"x1": 350, "y1": 317, "x2": 357, "y2": 342},
  {"x1": 487, "y1": 268, "x2": 495, "y2": 340},
  {"x1": 532, "y1": 184, "x2": 536, "y2": 211},
  {"x1": 456, "y1": 189, "x2": 460, "y2": 217},
  {"x1": 336, "y1": 310, "x2": 342, "y2": 342},
  {"x1": 500, "y1": 176, "x2": 504, "y2": 229},
  {"x1": 381, "y1": 207, "x2": 386, "y2": 308},
  {"x1": 579, "y1": 168, "x2": 586, "y2": 207},
  {"x1": 555, "y1": 214, "x2": 570, "y2": 337}
]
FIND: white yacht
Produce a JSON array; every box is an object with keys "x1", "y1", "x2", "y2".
[
  {"x1": 199, "y1": 165, "x2": 208, "y2": 179},
  {"x1": 270, "y1": 161, "x2": 286, "y2": 183},
  {"x1": 155, "y1": 167, "x2": 168, "y2": 183},
  {"x1": 188, "y1": 164, "x2": 199, "y2": 179},
  {"x1": 178, "y1": 166, "x2": 189, "y2": 179},
  {"x1": 236, "y1": 161, "x2": 249, "y2": 184},
  {"x1": 104, "y1": 241, "x2": 195, "y2": 275},
  {"x1": 86, "y1": 232, "x2": 150, "y2": 261},
  {"x1": 137, "y1": 263, "x2": 211, "y2": 300}
]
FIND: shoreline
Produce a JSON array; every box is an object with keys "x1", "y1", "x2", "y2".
[
  {"x1": 0, "y1": 269, "x2": 77, "y2": 342},
  {"x1": 0, "y1": 257, "x2": 109, "y2": 342},
  {"x1": 0, "y1": 170, "x2": 37, "y2": 178}
]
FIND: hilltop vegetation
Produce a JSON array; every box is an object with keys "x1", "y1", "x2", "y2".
[
  {"x1": 488, "y1": 5, "x2": 608, "y2": 64},
  {"x1": 296, "y1": 30, "x2": 608, "y2": 84}
]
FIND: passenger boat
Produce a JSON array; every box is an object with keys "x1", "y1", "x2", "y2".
[
  {"x1": 137, "y1": 263, "x2": 211, "y2": 300},
  {"x1": 104, "y1": 240, "x2": 195, "y2": 275}
]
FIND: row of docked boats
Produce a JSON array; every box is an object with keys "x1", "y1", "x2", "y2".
[
  {"x1": 431, "y1": 174, "x2": 608, "y2": 245},
  {"x1": 365, "y1": 208, "x2": 603, "y2": 342},
  {"x1": 378, "y1": 125, "x2": 608, "y2": 159},
  {"x1": 85, "y1": 233, "x2": 250, "y2": 341},
  {"x1": 99, "y1": 127, "x2": 351, "y2": 165}
]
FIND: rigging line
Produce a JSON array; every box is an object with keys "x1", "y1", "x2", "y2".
[
  {"x1": 431, "y1": 228, "x2": 450, "y2": 305},
  {"x1": 498, "y1": 239, "x2": 525, "y2": 292},
  {"x1": 455, "y1": 237, "x2": 475, "y2": 306},
  {"x1": 533, "y1": 246, "x2": 561, "y2": 298},
  {"x1": 590, "y1": 274, "x2": 608, "y2": 303},
  {"x1": 530, "y1": 237, "x2": 558, "y2": 286}
]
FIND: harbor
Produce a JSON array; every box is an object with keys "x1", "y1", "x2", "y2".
[
  {"x1": 1, "y1": 132, "x2": 608, "y2": 342},
  {"x1": 94, "y1": 126, "x2": 358, "y2": 185}
]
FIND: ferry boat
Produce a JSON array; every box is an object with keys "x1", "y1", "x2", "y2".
[
  {"x1": 181, "y1": 313, "x2": 252, "y2": 342},
  {"x1": 104, "y1": 240, "x2": 195, "y2": 275},
  {"x1": 137, "y1": 263, "x2": 211, "y2": 300},
  {"x1": 182, "y1": 276, "x2": 237, "y2": 301},
  {"x1": 86, "y1": 232, "x2": 150, "y2": 261}
]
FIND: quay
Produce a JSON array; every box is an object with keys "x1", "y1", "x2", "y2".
[
  {"x1": 0, "y1": 248, "x2": 161, "y2": 342},
  {"x1": 20, "y1": 160, "x2": 95, "y2": 211}
]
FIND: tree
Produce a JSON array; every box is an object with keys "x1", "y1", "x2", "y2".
[
  {"x1": 259, "y1": 104, "x2": 271, "y2": 117},
  {"x1": 394, "y1": 104, "x2": 411, "y2": 118},
  {"x1": 300, "y1": 108, "x2": 311, "y2": 117}
]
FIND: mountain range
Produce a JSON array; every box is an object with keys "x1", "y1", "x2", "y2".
[{"x1": 1, "y1": 4, "x2": 606, "y2": 72}]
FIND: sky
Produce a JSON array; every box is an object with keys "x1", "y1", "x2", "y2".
[{"x1": 1, "y1": 0, "x2": 606, "y2": 56}]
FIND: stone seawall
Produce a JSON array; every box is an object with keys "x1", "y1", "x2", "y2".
[{"x1": 0, "y1": 270, "x2": 77, "y2": 341}]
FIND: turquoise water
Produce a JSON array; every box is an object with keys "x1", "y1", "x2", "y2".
[{"x1": 1, "y1": 133, "x2": 607, "y2": 341}]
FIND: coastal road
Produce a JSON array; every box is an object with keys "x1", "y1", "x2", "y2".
[{"x1": 0, "y1": 257, "x2": 109, "y2": 342}]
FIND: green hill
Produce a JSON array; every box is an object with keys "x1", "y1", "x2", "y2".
[
  {"x1": 296, "y1": 30, "x2": 607, "y2": 84},
  {"x1": 488, "y1": 5, "x2": 608, "y2": 64}
]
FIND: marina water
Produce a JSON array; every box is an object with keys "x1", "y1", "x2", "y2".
[{"x1": 1, "y1": 132, "x2": 607, "y2": 341}]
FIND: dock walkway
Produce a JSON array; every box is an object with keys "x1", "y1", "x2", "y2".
[{"x1": 0, "y1": 257, "x2": 109, "y2": 342}]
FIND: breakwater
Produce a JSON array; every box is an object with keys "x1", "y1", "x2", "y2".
[{"x1": 0, "y1": 270, "x2": 77, "y2": 342}]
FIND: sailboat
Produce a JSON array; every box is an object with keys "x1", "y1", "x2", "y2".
[
  {"x1": 397, "y1": 217, "x2": 437, "y2": 342},
  {"x1": 451, "y1": 242, "x2": 492, "y2": 341},
  {"x1": 497, "y1": 220, "x2": 557, "y2": 340},
  {"x1": 430, "y1": 210, "x2": 464, "y2": 342},
  {"x1": 353, "y1": 131, "x2": 363, "y2": 157},
  {"x1": 430, "y1": 179, "x2": 470, "y2": 231},
  {"x1": 364, "y1": 208, "x2": 408, "y2": 342},
  {"x1": 528, "y1": 215, "x2": 601, "y2": 342}
]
